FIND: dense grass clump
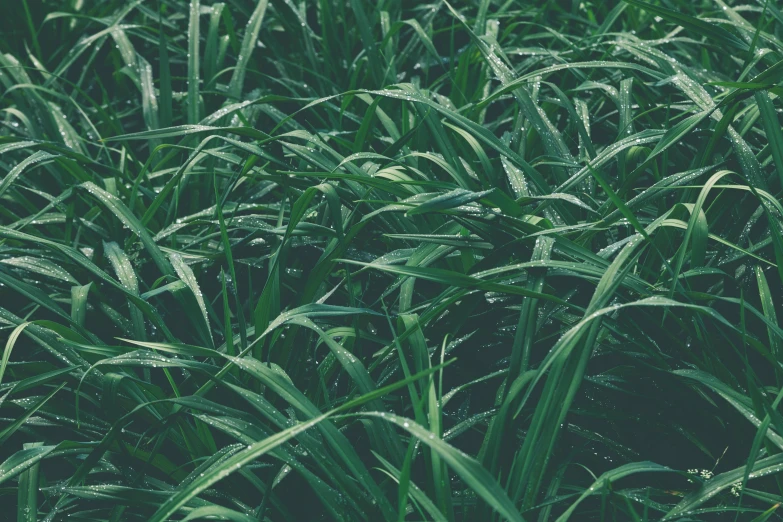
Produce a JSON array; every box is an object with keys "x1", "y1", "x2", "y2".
[{"x1": 4, "y1": 0, "x2": 783, "y2": 520}]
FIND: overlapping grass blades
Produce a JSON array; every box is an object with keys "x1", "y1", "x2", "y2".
[{"x1": 2, "y1": 0, "x2": 783, "y2": 520}]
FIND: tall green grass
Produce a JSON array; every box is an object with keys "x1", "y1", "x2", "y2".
[{"x1": 2, "y1": 0, "x2": 783, "y2": 520}]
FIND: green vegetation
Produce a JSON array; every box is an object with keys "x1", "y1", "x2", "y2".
[{"x1": 3, "y1": 0, "x2": 783, "y2": 520}]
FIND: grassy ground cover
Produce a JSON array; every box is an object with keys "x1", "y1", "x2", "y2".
[{"x1": 2, "y1": 0, "x2": 783, "y2": 520}]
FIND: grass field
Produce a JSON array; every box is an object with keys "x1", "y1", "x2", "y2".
[{"x1": 2, "y1": 0, "x2": 783, "y2": 520}]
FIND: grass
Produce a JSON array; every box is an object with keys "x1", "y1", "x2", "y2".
[{"x1": 2, "y1": 0, "x2": 783, "y2": 520}]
